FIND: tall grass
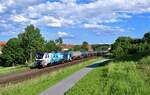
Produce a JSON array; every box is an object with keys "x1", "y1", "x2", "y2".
[
  {"x1": 66, "y1": 61, "x2": 150, "y2": 95},
  {"x1": 100, "y1": 62, "x2": 149, "y2": 95},
  {"x1": 0, "y1": 65, "x2": 29, "y2": 76},
  {"x1": 139, "y1": 56, "x2": 150, "y2": 64},
  {"x1": 138, "y1": 56, "x2": 150, "y2": 88},
  {"x1": 0, "y1": 58, "x2": 101, "y2": 95}
]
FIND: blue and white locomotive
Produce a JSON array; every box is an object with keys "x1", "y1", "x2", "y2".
[{"x1": 36, "y1": 51, "x2": 73, "y2": 67}]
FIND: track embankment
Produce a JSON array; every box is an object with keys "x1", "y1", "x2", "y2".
[{"x1": 0, "y1": 57, "x2": 95, "y2": 85}]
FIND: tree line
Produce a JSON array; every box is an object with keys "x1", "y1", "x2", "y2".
[
  {"x1": 92, "y1": 44, "x2": 110, "y2": 51},
  {"x1": 0, "y1": 25, "x2": 92, "y2": 66},
  {"x1": 73, "y1": 41, "x2": 90, "y2": 51},
  {"x1": 3, "y1": 23, "x2": 147, "y2": 66},
  {"x1": 111, "y1": 32, "x2": 150, "y2": 57},
  {"x1": 0, "y1": 25, "x2": 63, "y2": 66}
]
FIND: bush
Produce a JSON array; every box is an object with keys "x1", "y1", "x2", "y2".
[
  {"x1": 111, "y1": 37, "x2": 132, "y2": 57},
  {"x1": 112, "y1": 47, "x2": 125, "y2": 57},
  {"x1": 139, "y1": 56, "x2": 150, "y2": 64},
  {"x1": 111, "y1": 32, "x2": 150, "y2": 57},
  {"x1": 2, "y1": 38, "x2": 25, "y2": 66}
]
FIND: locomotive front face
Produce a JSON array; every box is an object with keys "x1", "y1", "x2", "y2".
[
  {"x1": 36, "y1": 60, "x2": 43, "y2": 66},
  {"x1": 36, "y1": 53, "x2": 44, "y2": 66},
  {"x1": 36, "y1": 53, "x2": 44, "y2": 59}
]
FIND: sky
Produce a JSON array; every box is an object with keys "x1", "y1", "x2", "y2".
[{"x1": 0, "y1": 0, "x2": 150, "y2": 44}]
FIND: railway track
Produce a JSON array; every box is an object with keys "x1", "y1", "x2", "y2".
[{"x1": 0, "y1": 57, "x2": 95, "y2": 86}]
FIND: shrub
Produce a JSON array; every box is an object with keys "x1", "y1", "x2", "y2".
[
  {"x1": 112, "y1": 47, "x2": 125, "y2": 57},
  {"x1": 139, "y1": 56, "x2": 150, "y2": 64}
]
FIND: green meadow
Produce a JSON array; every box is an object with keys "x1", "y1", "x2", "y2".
[
  {"x1": 0, "y1": 58, "x2": 102, "y2": 95},
  {"x1": 65, "y1": 56, "x2": 150, "y2": 95}
]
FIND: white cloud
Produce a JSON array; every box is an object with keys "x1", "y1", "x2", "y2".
[
  {"x1": 0, "y1": 31, "x2": 17, "y2": 36},
  {"x1": 47, "y1": 23, "x2": 62, "y2": 27},
  {"x1": 20, "y1": 0, "x2": 150, "y2": 27},
  {"x1": 40, "y1": 16, "x2": 62, "y2": 27},
  {"x1": 57, "y1": 32, "x2": 74, "y2": 38},
  {"x1": 60, "y1": 0, "x2": 76, "y2": 3},
  {"x1": 83, "y1": 23, "x2": 125, "y2": 35},
  {"x1": 10, "y1": 14, "x2": 29, "y2": 22},
  {"x1": 84, "y1": 23, "x2": 105, "y2": 29},
  {"x1": 0, "y1": 0, "x2": 150, "y2": 36},
  {"x1": 5, "y1": 0, "x2": 150, "y2": 26},
  {"x1": 0, "y1": 4, "x2": 6, "y2": 13}
]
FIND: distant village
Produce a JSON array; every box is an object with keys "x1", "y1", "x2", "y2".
[{"x1": 0, "y1": 41, "x2": 110, "y2": 55}]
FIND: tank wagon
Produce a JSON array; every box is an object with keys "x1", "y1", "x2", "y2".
[
  {"x1": 81, "y1": 52, "x2": 88, "y2": 58},
  {"x1": 71, "y1": 51, "x2": 82, "y2": 60}
]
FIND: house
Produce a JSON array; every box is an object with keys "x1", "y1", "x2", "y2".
[
  {"x1": 87, "y1": 45, "x2": 93, "y2": 51},
  {"x1": 61, "y1": 44, "x2": 74, "y2": 51},
  {"x1": 0, "y1": 41, "x2": 6, "y2": 54}
]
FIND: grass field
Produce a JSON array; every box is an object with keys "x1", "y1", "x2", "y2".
[
  {"x1": 66, "y1": 58, "x2": 150, "y2": 95},
  {"x1": 0, "y1": 57, "x2": 102, "y2": 95},
  {"x1": 0, "y1": 65, "x2": 29, "y2": 76}
]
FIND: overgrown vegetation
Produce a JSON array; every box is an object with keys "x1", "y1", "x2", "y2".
[
  {"x1": 139, "y1": 56, "x2": 150, "y2": 64},
  {"x1": 111, "y1": 32, "x2": 150, "y2": 57},
  {"x1": 66, "y1": 61, "x2": 150, "y2": 95},
  {"x1": 0, "y1": 58, "x2": 101, "y2": 95}
]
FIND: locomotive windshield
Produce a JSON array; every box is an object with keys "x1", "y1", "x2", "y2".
[{"x1": 36, "y1": 53, "x2": 44, "y2": 59}]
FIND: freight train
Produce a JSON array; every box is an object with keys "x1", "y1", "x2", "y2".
[{"x1": 35, "y1": 51, "x2": 103, "y2": 68}]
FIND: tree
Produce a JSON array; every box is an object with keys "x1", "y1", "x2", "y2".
[
  {"x1": 129, "y1": 39, "x2": 145, "y2": 53},
  {"x1": 111, "y1": 37, "x2": 132, "y2": 57},
  {"x1": 81, "y1": 41, "x2": 89, "y2": 51},
  {"x1": 92, "y1": 44, "x2": 110, "y2": 51},
  {"x1": 113, "y1": 46, "x2": 125, "y2": 57},
  {"x1": 143, "y1": 32, "x2": 150, "y2": 51},
  {"x1": 143, "y1": 32, "x2": 150, "y2": 43},
  {"x1": 2, "y1": 38, "x2": 25, "y2": 66},
  {"x1": 18, "y1": 24, "x2": 45, "y2": 63},
  {"x1": 110, "y1": 31, "x2": 150, "y2": 57},
  {"x1": 55, "y1": 37, "x2": 63, "y2": 45},
  {"x1": 53, "y1": 37, "x2": 63, "y2": 51},
  {"x1": 45, "y1": 40, "x2": 58, "y2": 51},
  {"x1": 73, "y1": 45, "x2": 81, "y2": 51}
]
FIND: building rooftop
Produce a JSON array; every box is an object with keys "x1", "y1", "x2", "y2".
[
  {"x1": 61, "y1": 44, "x2": 74, "y2": 51},
  {"x1": 0, "y1": 41, "x2": 6, "y2": 47}
]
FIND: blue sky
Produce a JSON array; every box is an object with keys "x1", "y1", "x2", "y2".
[{"x1": 0, "y1": 0, "x2": 150, "y2": 44}]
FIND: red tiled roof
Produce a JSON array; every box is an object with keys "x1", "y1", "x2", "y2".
[
  {"x1": 0, "y1": 41, "x2": 6, "y2": 47},
  {"x1": 61, "y1": 44, "x2": 74, "y2": 49}
]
